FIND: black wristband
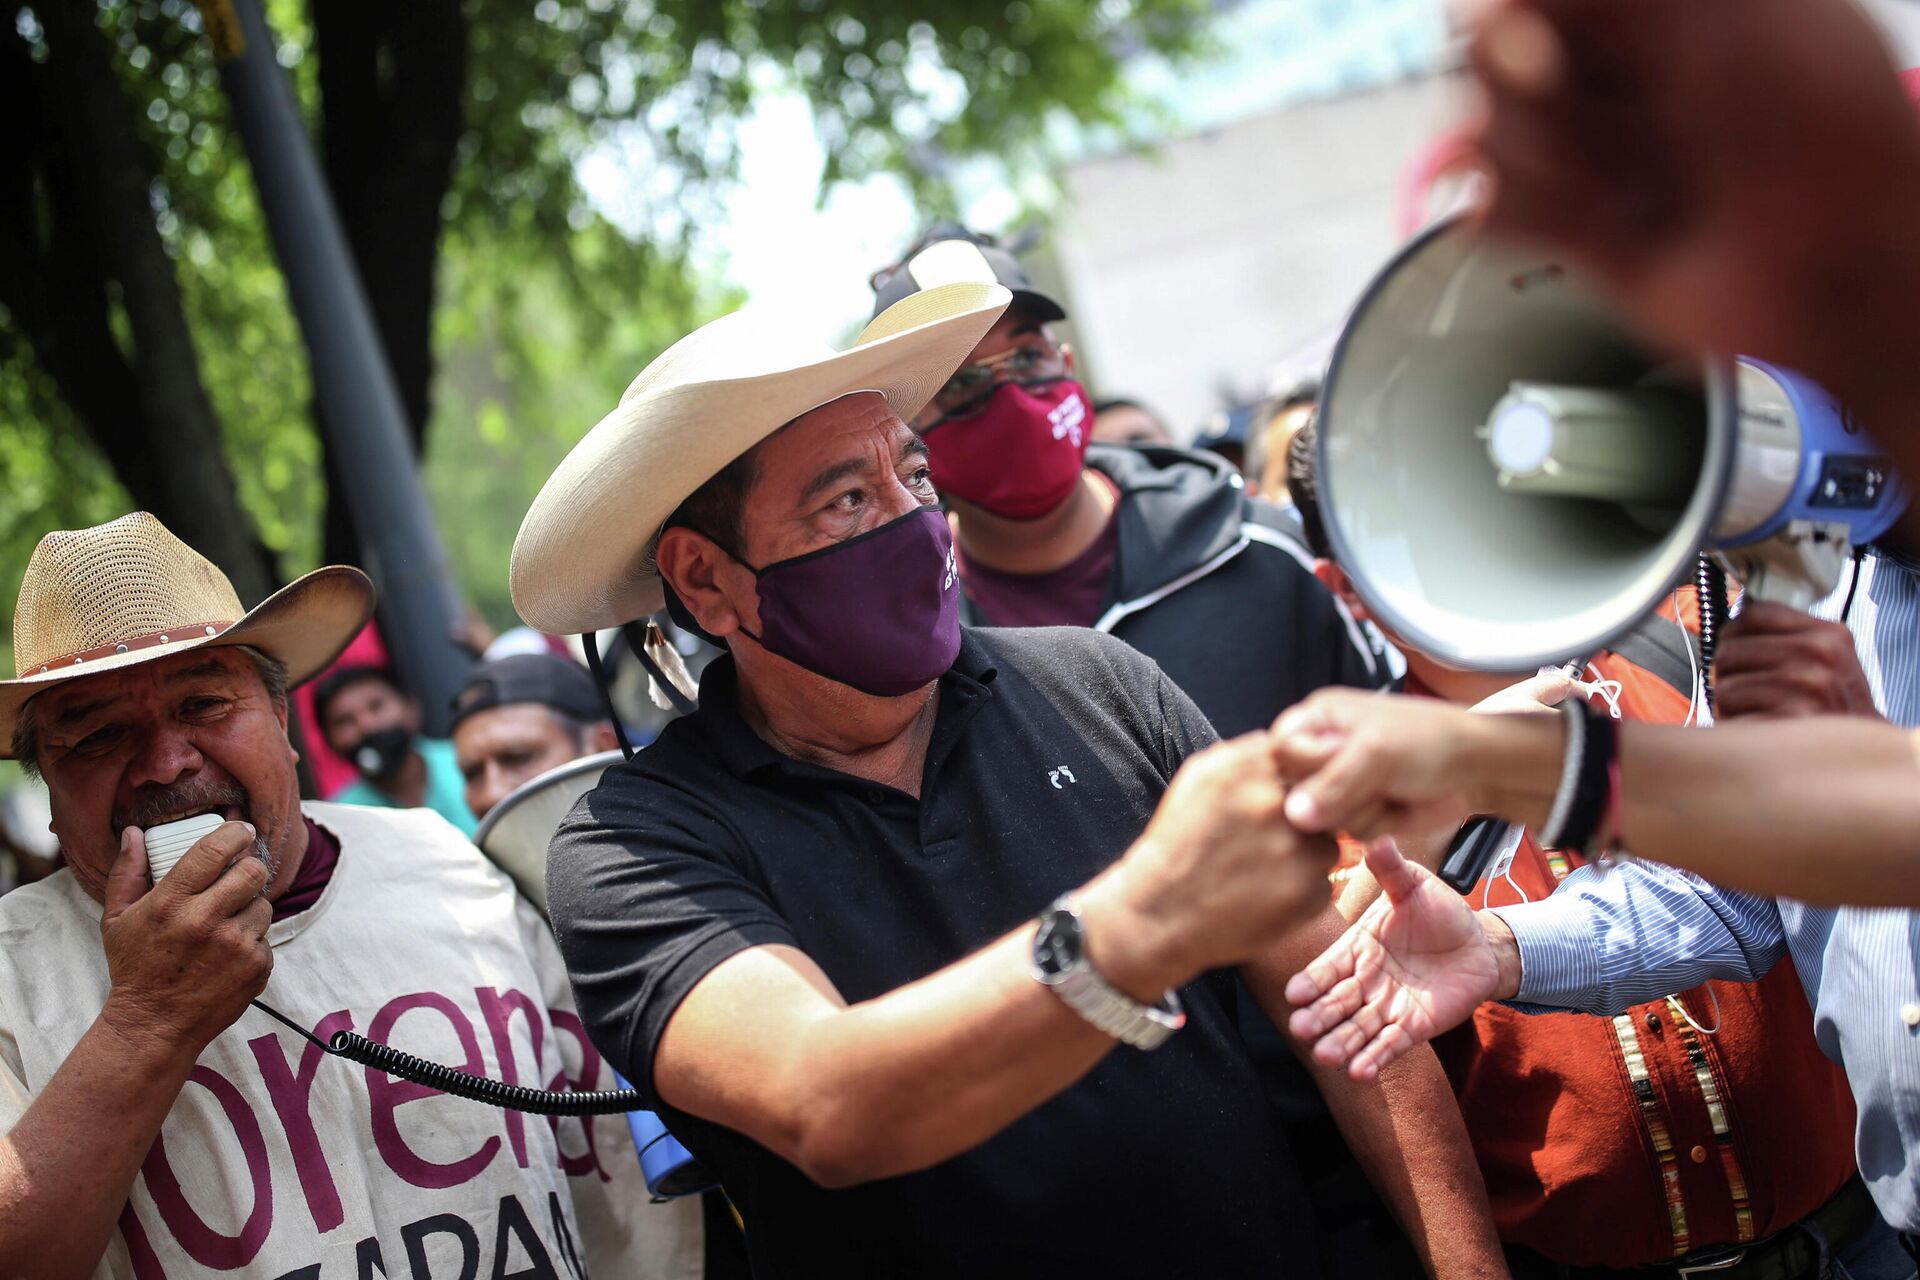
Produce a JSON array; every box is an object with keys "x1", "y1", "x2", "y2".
[{"x1": 1548, "y1": 706, "x2": 1616, "y2": 855}]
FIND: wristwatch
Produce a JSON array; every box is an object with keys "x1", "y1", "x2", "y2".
[{"x1": 1030, "y1": 895, "x2": 1186, "y2": 1050}]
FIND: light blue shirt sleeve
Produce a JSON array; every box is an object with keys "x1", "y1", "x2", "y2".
[{"x1": 1490, "y1": 859, "x2": 1790, "y2": 1015}]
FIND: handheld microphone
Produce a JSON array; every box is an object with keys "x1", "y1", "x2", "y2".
[
  {"x1": 137, "y1": 819, "x2": 669, "y2": 1123},
  {"x1": 143, "y1": 812, "x2": 224, "y2": 880}
]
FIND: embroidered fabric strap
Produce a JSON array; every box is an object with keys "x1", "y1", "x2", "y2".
[
  {"x1": 1611, "y1": 1011, "x2": 1693, "y2": 1256},
  {"x1": 1667, "y1": 993, "x2": 1756, "y2": 1244}
]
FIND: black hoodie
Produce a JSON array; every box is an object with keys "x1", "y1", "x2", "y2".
[{"x1": 959, "y1": 443, "x2": 1390, "y2": 737}]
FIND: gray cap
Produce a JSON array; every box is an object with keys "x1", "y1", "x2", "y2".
[{"x1": 872, "y1": 238, "x2": 1066, "y2": 323}]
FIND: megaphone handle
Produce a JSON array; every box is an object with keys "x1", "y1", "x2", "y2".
[
  {"x1": 1719, "y1": 525, "x2": 1851, "y2": 611},
  {"x1": 1439, "y1": 816, "x2": 1514, "y2": 893}
]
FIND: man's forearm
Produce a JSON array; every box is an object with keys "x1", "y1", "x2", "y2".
[
  {"x1": 662, "y1": 732, "x2": 1342, "y2": 1188},
  {"x1": 683, "y1": 864, "x2": 1196, "y2": 1188},
  {"x1": 1453, "y1": 711, "x2": 1920, "y2": 906},
  {"x1": 1610, "y1": 718, "x2": 1920, "y2": 905},
  {"x1": 779, "y1": 930, "x2": 1124, "y2": 1185},
  {"x1": 0, "y1": 1011, "x2": 196, "y2": 1279},
  {"x1": 1318, "y1": 1052, "x2": 1505, "y2": 1279},
  {"x1": 1245, "y1": 911, "x2": 1505, "y2": 1279}
]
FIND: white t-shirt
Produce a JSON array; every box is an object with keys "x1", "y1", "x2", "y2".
[{"x1": 0, "y1": 801, "x2": 701, "y2": 1280}]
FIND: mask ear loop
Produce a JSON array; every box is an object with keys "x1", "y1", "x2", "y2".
[
  {"x1": 1478, "y1": 824, "x2": 1532, "y2": 909},
  {"x1": 581, "y1": 630, "x2": 638, "y2": 762},
  {"x1": 1481, "y1": 862, "x2": 1532, "y2": 910},
  {"x1": 1499, "y1": 862, "x2": 1531, "y2": 906},
  {"x1": 1670, "y1": 985, "x2": 1723, "y2": 1036},
  {"x1": 1582, "y1": 662, "x2": 1624, "y2": 720}
]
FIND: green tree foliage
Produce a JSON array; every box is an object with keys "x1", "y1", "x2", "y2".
[{"x1": 1, "y1": 0, "x2": 1210, "y2": 644}]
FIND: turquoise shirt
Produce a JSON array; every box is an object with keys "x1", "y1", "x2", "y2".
[{"x1": 328, "y1": 737, "x2": 477, "y2": 836}]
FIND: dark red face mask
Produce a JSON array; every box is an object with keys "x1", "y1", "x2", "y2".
[
  {"x1": 731, "y1": 505, "x2": 962, "y2": 698},
  {"x1": 925, "y1": 379, "x2": 1092, "y2": 520}
]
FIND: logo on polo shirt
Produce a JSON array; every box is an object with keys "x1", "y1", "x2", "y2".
[{"x1": 1048, "y1": 765, "x2": 1077, "y2": 789}]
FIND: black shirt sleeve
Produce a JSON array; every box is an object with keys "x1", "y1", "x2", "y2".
[
  {"x1": 546, "y1": 772, "x2": 796, "y2": 1105},
  {"x1": 1153, "y1": 664, "x2": 1219, "y2": 777}
]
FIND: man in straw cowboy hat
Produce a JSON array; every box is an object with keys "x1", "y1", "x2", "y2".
[
  {"x1": 515, "y1": 282, "x2": 1503, "y2": 1275},
  {"x1": 0, "y1": 513, "x2": 699, "y2": 1278}
]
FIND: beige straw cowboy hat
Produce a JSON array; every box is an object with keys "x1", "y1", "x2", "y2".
[
  {"x1": 1, "y1": 512, "x2": 374, "y2": 756},
  {"x1": 511, "y1": 278, "x2": 1011, "y2": 636}
]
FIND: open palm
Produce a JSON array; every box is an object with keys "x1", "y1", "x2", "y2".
[{"x1": 1285, "y1": 841, "x2": 1502, "y2": 1081}]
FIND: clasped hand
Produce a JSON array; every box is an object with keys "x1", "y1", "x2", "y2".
[{"x1": 1264, "y1": 685, "x2": 1560, "y2": 1081}]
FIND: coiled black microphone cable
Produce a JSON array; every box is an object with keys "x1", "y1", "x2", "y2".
[
  {"x1": 1695, "y1": 556, "x2": 1729, "y2": 717},
  {"x1": 249, "y1": 998, "x2": 645, "y2": 1116}
]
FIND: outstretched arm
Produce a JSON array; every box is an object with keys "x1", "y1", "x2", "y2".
[
  {"x1": 1287, "y1": 839, "x2": 1789, "y2": 1080},
  {"x1": 1275, "y1": 690, "x2": 1920, "y2": 907},
  {"x1": 646, "y1": 735, "x2": 1339, "y2": 1187}
]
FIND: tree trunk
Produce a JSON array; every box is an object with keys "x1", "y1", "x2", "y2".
[
  {"x1": 14, "y1": 3, "x2": 280, "y2": 604},
  {"x1": 312, "y1": 0, "x2": 467, "y2": 567}
]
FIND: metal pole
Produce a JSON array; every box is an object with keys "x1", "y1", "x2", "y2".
[{"x1": 196, "y1": 0, "x2": 469, "y2": 734}]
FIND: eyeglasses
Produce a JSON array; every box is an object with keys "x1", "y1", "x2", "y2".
[{"x1": 927, "y1": 343, "x2": 1069, "y2": 424}]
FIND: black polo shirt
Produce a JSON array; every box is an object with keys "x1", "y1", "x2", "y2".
[{"x1": 548, "y1": 627, "x2": 1325, "y2": 1277}]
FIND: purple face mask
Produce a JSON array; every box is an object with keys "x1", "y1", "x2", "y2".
[{"x1": 733, "y1": 505, "x2": 962, "y2": 697}]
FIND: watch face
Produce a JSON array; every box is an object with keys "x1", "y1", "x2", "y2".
[{"x1": 1034, "y1": 907, "x2": 1084, "y2": 976}]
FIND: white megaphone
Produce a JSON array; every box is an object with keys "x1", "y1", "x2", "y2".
[
  {"x1": 471, "y1": 748, "x2": 717, "y2": 1198},
  {"x1": 472, "y1": 749, "x2": 622, "y2": 916},
  {"x1": 1317, "y1": 217, "x2": 1906, "y2": 671}
]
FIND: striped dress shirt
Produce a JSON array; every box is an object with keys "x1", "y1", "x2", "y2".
[
  {"x1": 1812, "y1": 549, "x2": 1920, "y2": 726},
  {"x1": 1496, "y1": 551, "x2": 1920, "y2": 1233}
]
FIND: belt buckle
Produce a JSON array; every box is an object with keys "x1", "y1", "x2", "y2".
[{"x1": 1675, "y1": 1249, "x2": 1747, "y2": 1278}]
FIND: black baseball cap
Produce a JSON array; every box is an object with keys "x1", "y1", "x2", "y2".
[
  {"x1": 450, "y1": 653, "x2": 606, "y2": 731},
  {"x1": 311, "y1": 664, "x2": 404, "y2": 728},
  {"x1": 871, "y1": 237, "x2": 1067, "y2": 324}
]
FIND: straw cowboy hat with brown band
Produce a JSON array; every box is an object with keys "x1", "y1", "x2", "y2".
[
  {"x1": 510, "y1": 276, "x2": 1011, "y2": 638},
  {"x1": 1, "y1": 512, "x2": 374, "y2": 758}
]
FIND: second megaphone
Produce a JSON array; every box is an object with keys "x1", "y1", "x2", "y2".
[{"x1": 1316, "y1": 216, "x2": 1905, "y2": 672}]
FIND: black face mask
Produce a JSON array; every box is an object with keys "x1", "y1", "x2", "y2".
[{"x1": 349, "y1": 726, "x2": 414, "y2": 781}]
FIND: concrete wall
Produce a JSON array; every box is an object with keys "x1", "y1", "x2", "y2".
[
  {"x1": 1053, "y1": 73, "x2": 1466, "y2": 437},
  {"x1": 1055, "y1": 0, "x2": 1920, "y2": 439}
]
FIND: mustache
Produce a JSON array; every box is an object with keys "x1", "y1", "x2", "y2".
[{"x1": 113, "y1": 776, "x2": 252, "y2": 836}]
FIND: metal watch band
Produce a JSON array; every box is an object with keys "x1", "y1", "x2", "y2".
[{"x1": 1032, "y1": 896, "x2": 1186, "y2": 1050}]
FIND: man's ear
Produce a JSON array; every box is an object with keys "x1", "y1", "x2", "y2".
[
  {"x1": 273, "y1": 696, "x2": 299, "y2": 768},
  {"x1": 656, "y1": 527, "x2": 754, "y2": 640},
  {"x1": 589, "y1": 721, "x2": 620, "y2": 754},
  {"x1": 401, "y1": 695, "x2": 424, "y2": 734},
  {"x1": 1312, "y1": 559, "x2": 1372, "y2": 625},
  {"x1": 1061, "y1": 342, "x2": 1076, "y2": 377}
]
